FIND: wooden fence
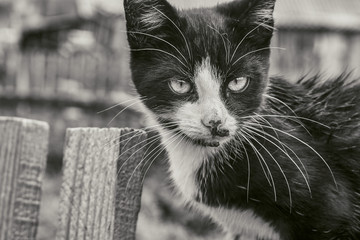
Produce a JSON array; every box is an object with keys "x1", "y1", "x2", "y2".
[
  {"x1": 270, "y1": 29, "x2": 360, "y2": 81},
  {"x1": 0, "y1": 117, "x2": 147, "y2": 240},
  {"x1": 0, "y1": 15, "x2": 132, "y2": 104},
  {"x1": 1, "y1": 48, "x2": 131, "y2": 102}
]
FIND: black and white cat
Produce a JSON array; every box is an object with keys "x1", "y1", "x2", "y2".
[{"x1": 123, "y1": 0, "x2": 360, "y2": 239}]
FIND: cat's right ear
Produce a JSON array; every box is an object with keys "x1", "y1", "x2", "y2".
[{"x1": 123, "y1": 0, "x2": 178, "y2": 48}]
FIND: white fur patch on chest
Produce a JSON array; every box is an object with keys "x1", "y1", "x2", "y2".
[
  {"x1": 161, "y1": 128, "x2": 279, "y2": 240},
  {"x1": 198, "y1": 205, "x2": 281, "y2": 240},
  {"x1": 161, "y1": 132, "x2": 211, "y2": 201},
  {"x1": 141, "y1": 110, "x2": 204, "y2": 202}
]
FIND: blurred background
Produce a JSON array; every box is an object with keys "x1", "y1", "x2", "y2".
[{"x1": 0, "y1": 0, "x2": 359, "y2": 239}]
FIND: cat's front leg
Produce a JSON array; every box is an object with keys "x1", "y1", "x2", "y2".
[{"x1": 224, "y1": 232, "x2": 239, "y2": 240}]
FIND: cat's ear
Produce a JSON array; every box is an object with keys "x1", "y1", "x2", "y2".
[
  {"x1": 217, "y1": 0, "x2": 276, "y2": 35},
  {"x1": 123, "y1": 0, "x2": 179, "y2": 47}
]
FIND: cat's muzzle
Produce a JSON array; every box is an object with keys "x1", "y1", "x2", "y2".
[{"x1": 202, "y1": 119, "x2": 230, "y2": 138}]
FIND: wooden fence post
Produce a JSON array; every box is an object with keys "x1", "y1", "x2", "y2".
[
  {"x1": 56, "y1": 128, "x2": 147, "y2": 240},
  {"x1": 0, "y1": 117, "x2": 49, "y2": 240}
]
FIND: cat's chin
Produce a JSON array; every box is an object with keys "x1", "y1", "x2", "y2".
[
  {"x1": 184, "y1": 134, "x2": 231, "y2": 148},
  {"x1": 193, "y1": 138, "x2": 220, "y2": 148}
]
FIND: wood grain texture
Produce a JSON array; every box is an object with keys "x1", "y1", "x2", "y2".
[
  {"x1": 0, "y1": 117, "x2": 49, "y2": 240},
  {"x1": 56, "y1": 128, "x2": 147, "y2": 240},
  {"x1": 114, "y1": 128, "x2": 148, "y2": 240}
]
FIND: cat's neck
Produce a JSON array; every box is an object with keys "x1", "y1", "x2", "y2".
[{"x1": 158, "y1": 126, "x2": 217, "y2": 202}]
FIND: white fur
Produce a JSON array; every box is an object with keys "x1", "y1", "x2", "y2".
[
  {"x1": 140, "y1": 10, "x2": 166, "y2": 31},
  {"x1": 251, "y1": 2, "x2": 275, "y2": 28},
  {"x1": 142, "y1": 109, "x2": 211, "y2": 202},
  {"x1": 197, "y1": 205, "x2": 281, "y2": 240},
  {"x1": 162, "y1": 132, "x2": 213, "y2": 201},
  {"x1": 130, "y1": 0, "x2": 166, "y2": 32},
  {"x1": 148, "y1": 57, "x2": 238, "y2": 202},
  {"x1": 175, "y1": 57, "x2": 237, "y2": 142},
  {"x1": 161, "y1": 128, "x2": 281, "y2": 240}
]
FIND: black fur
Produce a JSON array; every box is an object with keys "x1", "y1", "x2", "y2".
[
  {"x1": 196, "y1": 75, "x2": 360, "y2": 239},
  {"x1": 124, "y1": 0, "x2": 273, "y2": 116},
  {"x1": 123, "y1": 0, "x2": 360, "y2": 239}
]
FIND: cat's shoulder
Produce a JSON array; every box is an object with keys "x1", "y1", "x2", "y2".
[
  {"x1": 268, "y1": 74, "x2": 360, "y2": 139},
  {"x1": 296, "y1": 74, "x2": 360, "y2": 118},
  {"x1": 268, "y1": 74, "x2": 360, "y2": 112}
]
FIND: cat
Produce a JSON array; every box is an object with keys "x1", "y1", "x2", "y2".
[{"x1": 123, "y1": 0, "x2": 360, "y2": 239}]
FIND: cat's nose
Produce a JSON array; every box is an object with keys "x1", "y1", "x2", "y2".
[{"x1": 202, "y1": 119, "x2": 230, "y2": 137}]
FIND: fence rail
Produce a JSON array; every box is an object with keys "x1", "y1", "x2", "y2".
[{"x1": 0, "y1": 117, "x2": 147, "y2": 240}]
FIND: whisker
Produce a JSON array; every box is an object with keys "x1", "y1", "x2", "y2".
[
  {"x1": 119, "y1": 130, "x2": 166, "y2": 160},
  {"x1": 152, "y1": 6, "x2": 192, "y2": 61},
  {"x1": 125, "y1": 130, "x2": 182, "y2": 193},
  {"x1": 250, "y1": 115, "x2": 284, "y2": 150},
  {"x1": 238, "y1": 139, "x2": 251, "y2": 202},
  {"x1": 231, "y1": 47, "x2": 286, "y2": 67},
  {"x1": 248, "y1": 115, "x2": 309, "y2": 181},
  {"x1": 125, "y1": 30, "x2": 189, "y2": 63},
  {"x1": 117, "y1": 136, "x2": 162, "y2": 183},
  {"x1": 256, "y1": 114, "x2": 330, "y2": 129},
  {"x1": 237, "y1": 133, "x2": 274, "y2": 188},
  {"x1": 208, "y1": 25, "x2": 231, "y2": 65},
  {"x1": 120, "y1": 121, "x2": 180, "y2": 152},
  {"x1": 97, "y1": 96, "x2": 146, "y2": 114},
  {"x1": 116, "y1": 129, "x2": 175, "y2": 176},
  {"x1": 244, "y1": 124, "x2": 312, "y2": 198},
  {"x1": 247, "y1": 118, "x2": 310, "y2": 183},
  {"x1": 106, "y1": 98, "x2": 147, "y2": 126},
  {"x1": 238, "y1": 132, "x2": 277, "y2": 202},
  {"x1": 248, "y1": 123, "x2": 338, "y2": 190},
  {"x1": 130, "y1": 48, "x2": 188, "y2": 69},
  {"x1": 230, "y1": 22, "x2": 269, "y2": 62},
  {"x1": 264, "y1": 94, "x2": 298, "y2": 117},
  {"x1": 242, "y1": 130, "x2": 292, "y2": 210},
  {"x1": 141, "y1": 133, "x2": 186, "y2": 186},
  {"x1": 263, "y1": 95, "x2": 312, "y2": 136},
  {"x1": 102, "y1": 120, "x2": 179, "y2": 152}
]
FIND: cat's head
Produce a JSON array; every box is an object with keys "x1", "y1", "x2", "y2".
[{"x1": 124, "y1": 0, "x2": 276, "y2": 148}]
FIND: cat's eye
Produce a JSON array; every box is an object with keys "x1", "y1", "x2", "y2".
[
  {"x1": 227, "y1": 77, "x2": 250, "y2": 93},
  {"x1": 169, "y1": 79, "x2": 191, "y2": 94}
]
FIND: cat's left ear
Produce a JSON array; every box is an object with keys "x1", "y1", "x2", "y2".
[{"x1": 217, "y1": 0, "x2": 276, "y2": 38}]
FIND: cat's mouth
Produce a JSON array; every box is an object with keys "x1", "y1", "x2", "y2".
[
  {"x1": 182, "y1": 134, "x2": 225, "y2": 148},
  {"x1": 193, "y1": 138, "x2": 220, "y2": 147},
  {"x1": 158, "y1": 119, "x2": 229, "y2": 148}
]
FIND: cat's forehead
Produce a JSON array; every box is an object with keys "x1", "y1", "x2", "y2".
[
  {"x1": 178, "y1": 9, "x2": 233, "y2": 70},
  {"x1": 180, "y1": 9, "x2": 228, "y2": 43},
  {"x1": 181, "y1": 8, "x2": 226, "y2": 27},
  {"x1": 194, "y1": 57, "x2": 220, "y2": 84}
]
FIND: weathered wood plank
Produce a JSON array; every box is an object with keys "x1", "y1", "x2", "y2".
[
  {"x1": 56, "y1": 128, "x2": 147, "y2": 240},
  {"x1": 0, "y1": 117, "x2": 49, "y2": 240},
  {"x1": 114, "y1": 128, "x2": 147, "y2": 240}
]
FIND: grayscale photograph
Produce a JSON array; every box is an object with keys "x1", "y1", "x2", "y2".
[{"x1": 0, "y1": 0, "x2": 359, "y2": 239}]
